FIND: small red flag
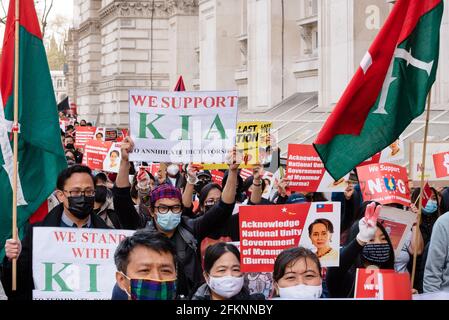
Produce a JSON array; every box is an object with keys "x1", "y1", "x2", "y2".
[
  {"x1": 421, "y1": 182, "x2": 433, "y2": 208},
  {"x1": 174, "y1": 76, "x2": 186, "y2": 91}
]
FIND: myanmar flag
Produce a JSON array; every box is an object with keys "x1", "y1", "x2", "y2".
[
  {"x1": 0, "y1": 0, "x2": 67, "y2": 256},
  {"x1": 313, "y1": 0, "x2": 443, "y2": 180}
]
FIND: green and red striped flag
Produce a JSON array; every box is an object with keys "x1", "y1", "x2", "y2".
[
  {"x1": 313, "y1": 0, "x2": 443, "y2": 180},
  {"x1": 0, "y1": 0, "x2": 67, "y2": 256}
]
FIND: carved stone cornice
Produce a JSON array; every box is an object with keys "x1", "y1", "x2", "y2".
[
  {"x1": 166, "y1": 0, "x2": 199, "y2": 17},
  {"x1": 99, "y1": 1, "x2": 170, "y2": 25},
  {"x1": 78, "y1": 18, "x2": 101, "y2": 39}
]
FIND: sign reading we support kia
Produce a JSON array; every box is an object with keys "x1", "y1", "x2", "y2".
[
  {"x1": 239, "y1": 202, "x2": 340, "y2": 272},
  {"x1": 286, "y1": 144, "x2": 349, "y2": 192},
  {"x1": 357, "y1": 163, "x2": 410, "y2": 207},
  {"x1": 32, "y1": 227, "x2": 134, "y2": 300},
  {"x1": 129, "y1": 90, "x2": 238, "y2": 164}
]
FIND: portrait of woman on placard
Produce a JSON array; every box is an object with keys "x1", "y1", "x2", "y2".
[{"x1": 308, "y1": 219, "x2": 338, "y2": 262}]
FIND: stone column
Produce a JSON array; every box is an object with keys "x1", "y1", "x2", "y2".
[
  {"x1": 76, "y1": 0, "x2": 102, "y2": 123},
  {"x1": 198, "y1": 0, "x2": 241, "y2": 91},
  {"x1": 319, "y1": 0, "x2": 391, "y2": 109},
  {"x1": 247, "y1": 0, "x2": 301, "y2": 111},
  {"x1": 167, "y1": 0, "x2": 199, "y2": 91}
]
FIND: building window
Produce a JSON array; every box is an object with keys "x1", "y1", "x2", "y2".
[{"x1": 57, "y1": 79, "x2": 63, "y2": 88}]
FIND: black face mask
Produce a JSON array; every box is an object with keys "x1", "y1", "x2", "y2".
[
  {"x1": 65, "y1": 143, "x2": 75, "y2": 150},
  {"x1": 362, "y1": 243, "x2": 391, "y2": 265},
  {"x1": 68, "y1": 196, "x2": 95, "y2": 220},
  {"x1": 204, "y1": 205, "x2": 214, "y2": 213},
  {"x1": 95, "y1": 186, "x2": 108, "y2": 203}
]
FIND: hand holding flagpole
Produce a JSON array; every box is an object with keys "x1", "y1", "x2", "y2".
[{"x1": 12, "y1": 0, "x2": 20, "y2": 292}]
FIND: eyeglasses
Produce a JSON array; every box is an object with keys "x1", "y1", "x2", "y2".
[
  {"x1": 154, "y1": 205, "x2": 182, "y2": 214},
  {"x1": 64, "y1": 189, "x2": 96, "y2": 197},
  {"x1": 204, "y1": 199, "x2": 220, "y2": 207}
]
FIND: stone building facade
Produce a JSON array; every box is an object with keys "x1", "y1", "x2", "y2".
[{"x1": 66, "y1": 0, "x2": 449, "y2": 129}]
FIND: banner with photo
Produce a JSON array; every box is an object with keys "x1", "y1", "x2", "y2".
[{"x1": 239, "y1": 202, "x2": 341, "y2": 272}]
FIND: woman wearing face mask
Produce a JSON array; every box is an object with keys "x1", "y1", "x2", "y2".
[
  {"x1": 325, "y1": 201, "x2": 396, "y2": 298},
  {"x1": 191, "y1": 242, "x2": 265, "y2": 300},
  {"x1": 411, "y1": 187, "x2": 441, "y2": 246},
  {"x1": 272, "y1": 247, "x2": 324, "y2": 299}
]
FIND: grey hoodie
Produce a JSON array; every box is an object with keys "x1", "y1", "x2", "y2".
[{"x1": 424, "y1": 212, "x2": 449, "y2": 293}]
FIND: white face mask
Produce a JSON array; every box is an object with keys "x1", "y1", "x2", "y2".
[
  {"x1": 208, "y1": 275, "x2": 244, "y2": 299},
  {"x1": 167, "y1": 165, "x2": 179, "y2": 176},
  {"x1": 278, "y1": 284, "x2": 322, "y2": 300}
]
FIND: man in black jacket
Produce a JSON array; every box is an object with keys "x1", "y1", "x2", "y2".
[
  {"x1": 112, "y1": 137, "x2": 238, "y2": 297},
  {"x1": 2, "y1": 165, "x2": 110, "y2": 300}
]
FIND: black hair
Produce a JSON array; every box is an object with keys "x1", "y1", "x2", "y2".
[
  {"x1": 198, "y1": 183, "x2": 222, "y2": 208},
  {"x1": 94, "y1": 172, "x2": 108, "y2": 185},
  {"x1": 56, "y1": 165, "x2": 95, "y2": 191},
  {"x1": 308, "y1": 218, "x2": 334, "y2": 235},
  {"x1": 110, "y1": 150, "x2": 120, "y2": 157},
  {"x1": 73, "y1": 122, "x2": 79, "y2": 126},
  {"x1": 66, "y1": 125, "x2": 74, "y2": 131},
  {"x1": 114, "y1": 229, "x2": 177, "y2": 273},
  {"x1": 64, "y1": 135, "x2": 74, "y2": 142},
  {"x1": 86, "y1": 122, "x2": 93, "y2": 126},
  {"x1": 305, "y1": 192, "x2": 328, "y2": 202},
  {"x1": 222, "y1": 170, "x2": 244, "y2": 193},
  {"x1": 96, "y1": 132, "x2": 104, "y2": 137},
  {"x1": 273, "y1": 247, "x2": 322, "y2": 282},
  {"x1": 243, "y1": 175, "x2": 267, "y2": 192},
  {"x1": 203, "y1": 242, "x2": 240, "y2": 274},
  {"x1": 80, "y1": 119, "x2": 87, "y2": 124}
]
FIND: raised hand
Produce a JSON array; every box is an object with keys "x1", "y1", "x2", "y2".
[{"x1": 120, "y1": 136, "x2": 134, "y2": 162}]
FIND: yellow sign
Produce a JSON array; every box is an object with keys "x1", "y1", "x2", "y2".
[{"x1": 199, "y1": 121, "x2": 272, "y2": 170}]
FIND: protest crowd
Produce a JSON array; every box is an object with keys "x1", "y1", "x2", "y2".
[{"x1": 1, "y1": 111, "x2": 449, "y2": 301}]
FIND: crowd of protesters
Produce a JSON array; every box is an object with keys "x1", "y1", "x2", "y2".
[{"x1": 1, "y1": 118, "x2": 449, "y2": 301}]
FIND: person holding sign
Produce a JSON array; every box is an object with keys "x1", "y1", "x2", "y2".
[
  {"x1": 112, "y1": 136, "x2": 240, "y2": 297},
  {"x1": 308, "y1": 219, "x2": 339, "y2": 262},
  {"x1": 272, "y1": 247, "x2": 324, "y2": 299},
  {"x1": 114, "y1": 230, "x2": 178, "y2": 300},
  {"x1": 191, "y1": 242, "x2": 264, "y2": 300},
  {"x1": 325, "y1": 202, "x2": 395, "y2": 298},
  {"x1": 2, "y1": 165, "x2": 111, "y2": 300}
]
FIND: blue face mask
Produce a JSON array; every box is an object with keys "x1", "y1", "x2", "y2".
[
  {"x1": 156, "y1": 211, "x2": 181, "y2": 231},
  {"x1": 423, "y1": 200, "x2": 438, "y2": 215}
]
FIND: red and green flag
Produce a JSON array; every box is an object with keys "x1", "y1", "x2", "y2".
[
  {"x1": 313, "y1": 0, "x2": 444, "y2": 180},
  {"x1": 0, "y1": 0, "x2": 67, "y2": 256}
]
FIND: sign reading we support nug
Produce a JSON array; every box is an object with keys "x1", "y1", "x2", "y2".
[
  {"x1": 32, "y1": 227, "x2": 134, "y2": 300},
  {"x1": 129, "y1": 90, "x2": 239, "y2": 163}
]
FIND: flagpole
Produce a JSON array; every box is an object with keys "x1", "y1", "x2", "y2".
[
  {"x1": 12, "y1": 0, "x2": 20, "y2": 292},
  {"x1": 411, "y1": 89, "x2": 432, "y2": 288}
]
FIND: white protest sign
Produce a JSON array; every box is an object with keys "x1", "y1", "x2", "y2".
[
  {"x1": 129, "y1": 90, "x2": 239, "y2": 164},
  {"x1": 410, "y1": 141, "x2": 449, "y2": 187},
  {"x1": 32, "y1": 227, "x2": 134, "y2": 300}
]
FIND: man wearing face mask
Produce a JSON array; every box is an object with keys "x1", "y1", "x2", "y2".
[
  {"x1": 2, "y1": 165, "x2": 110, "y2": 300},
  {"x1": 112, "y1": 137, "x2": 239, "y2": 297},
  {"x1": 163, "y1": 163, "x2": 186, "y2": 190},
  {"x1": 114, "y1": 230, "x2": 179, "y2": 300}
]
